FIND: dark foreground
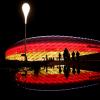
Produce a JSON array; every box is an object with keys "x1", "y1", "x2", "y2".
[{"x1": 0, "y1": 67, "x2": 100, "y2": 98}]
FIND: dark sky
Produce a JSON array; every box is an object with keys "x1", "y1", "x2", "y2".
[{"x1": 0, "y1": 0, "x2": 100, "y2": 54}]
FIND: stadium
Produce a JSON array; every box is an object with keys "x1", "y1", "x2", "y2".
[{"x1": 5, "y1": 35, "x2": 100, "y2": 90}]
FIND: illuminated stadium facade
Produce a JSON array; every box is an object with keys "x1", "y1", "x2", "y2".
[
  {"x1": 5, "y1": 36, "x2": 100, "y2": 90},
  {"x1": 5, "y1": 35, "x2": 100, "y2": 61}
]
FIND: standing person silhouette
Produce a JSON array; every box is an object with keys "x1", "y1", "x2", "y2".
[
  {"x1": 58, "y1": 53, "x2": 61, "y2": 73},
  {"x1": 72, "y1": 51, "x2": 76, "y2": 74},
  {"x1": 76, "y1": 51, "x2": 80, "y2": 74},
  {"x1": 45, "y1": 55, "x2": 48, "y2": 73},
  {"x1": 63, "y1": 48, "x2": 70, "y2": 78},
  {"x1": 63, "y1": 48, "x2": 70, "y2": 62},
  {"x1": 58, "y1": 53, "x2": 61, "y2": 61}
]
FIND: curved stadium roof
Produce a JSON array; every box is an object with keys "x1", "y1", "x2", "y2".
[{"x1": 5, "y1": 35, "x2": 100, "y2": 61}]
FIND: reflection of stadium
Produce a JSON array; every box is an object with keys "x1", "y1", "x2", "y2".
[
  {"x1": 5, "y1": 36, "x2": 100, "y2": 90},
  {"x1": 16, "y1": 67, "x2": 100, "y2": 84}
]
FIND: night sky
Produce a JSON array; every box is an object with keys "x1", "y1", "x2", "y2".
[{"x1": 0, "y1": 0, "x2": 100, "y2": 60}]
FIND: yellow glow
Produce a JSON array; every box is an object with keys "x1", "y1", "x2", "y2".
[
  {"x1": 22, "y1": 3, "x2": 30, "y2": 24},
  {"x1": 19, "y1": 66, "x2": 93, "y2": 75},
  {"x1": 6, "y1": 51, "x2": 96, "y2": 61}
]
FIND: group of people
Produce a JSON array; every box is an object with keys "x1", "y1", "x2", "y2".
[
  {"x1": 22, "y1": 48, "x2": 80, "y2": 77},
  {"x1": 63, "y1": 48, "x2": 80, "y2": 77},
  {"x1": 43, "y1": 48, "x2": 80, "y2": 78}
]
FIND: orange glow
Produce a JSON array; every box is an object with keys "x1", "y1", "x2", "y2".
[
  {"x1": 5, "y1": 36, "x2": 100, "y2": 61},
  {"x1": 6, "y1": 51, "x2": 96, "y2": 61}
]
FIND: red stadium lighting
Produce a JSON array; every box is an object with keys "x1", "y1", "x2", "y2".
[
  {"x1": 5, "y1": 36, "x2": 100, "y2": 61},
  {"x1": 5, "y1": 36, "x2": 100, "y2": 90}
]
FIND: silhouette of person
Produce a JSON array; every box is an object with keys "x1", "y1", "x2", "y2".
[
  {"x1": 46, "y1": 66, "x2": 48, "y2": 73},
  {"x1": 46, "y1": 55, "x2": 48, "y2": 61},
  {"x1": 53, "y1": 57, "x2": 54, "y2": 61},
  {"x1": 59, "y1": 66, "x2": 62, "y2": 74},
  {"x1": 76, "y1": 51, "x2": 80, "y2": 74},
  {"x1": 72, "y1": 51, "x2": 76, "y2": 74},
  {"x1": 49, "y1": 57, "x2": 53, "y2": 68},
  {"x1": 76, "y1": 51, "x2": 80, "y2": 62},
  {"x1": 63, "y1": 48, "x2": 70, "y2": 64},
  {"x1": 58, "y1": 53, "x2": 61, "y2": 61},
  {"x1": 52, "y1": 57, "x2": 55, "y2": 69},
  {"x1": 45, "y1": 55, "x2": 48, "y2": 72},
  {"x1": 64, "y1": 65, "x2": 70, "y2": 78},
  {"x1": 63, "y1": 48, "x2": 70, "y2": 73},
  {"x1": 63, "y1": 48, "x2": 66, "y2": 61},
  {"x1": 58, "y1": 53, "x2": 61, "y2": 71},
  {"x1": 34, "y1": 64, "x2": 40, "y2": 76}
]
